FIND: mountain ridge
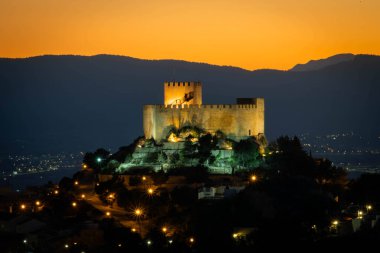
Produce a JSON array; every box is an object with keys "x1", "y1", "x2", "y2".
[
  {"x1": 0, "y1": 53, "x2": 379, "y2": 154},
  {"x1": 4, "y1": 53, "x2": 377, "y2": 72}
]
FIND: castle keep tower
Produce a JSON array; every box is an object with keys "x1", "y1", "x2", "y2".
[
  {"x1": 164, "y1": 81, "x2": 202, "y2": 105},
  {"x1": 143, "y1": 81, "x2": 264, "y2": 142}
]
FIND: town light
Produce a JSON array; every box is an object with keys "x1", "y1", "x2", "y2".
[
  {"x1": 358, "y1": 210, "x2": 363, "y2": 218},
  {"x1": 82, "y1": 164, "x2": 88, "y2": 169},
  {"x1": 147, "y1": 188, "x2": 154, "y2": 195},
  {"x1": 162, "y1": 226, "x2": 167, "y2": 233},
  {"x1": 81, "y1": 194, "x2": 86, "y2": 199},
  {"x1": 35, "y1": 201, "x2": 41, "y2": 206},
  {"x1": 106, "y1": 211, "x2": 111, "y2": 217},
  {"x1": 142, "y1": 176, "x2": 147, "y2": 181},
  {"x1": 232, "y1": 233, "x2": 238, "y2": 239},
  {"x1": 131, "y1": 228, "x2": 137, "y2": 232},
  {"x1": 332, "y1": 220, "x2": 339, "y2": 225},
  {"x1": 96, "y1": 157, "x2": 102, "y2": 163},
  {"x1": 189, "y1": 237, "x2": 195, "y2": 243},
  {"x1": 250, "y1": 175, "x2": 257, "y2": 182},
  {"x1": 366, "y1": 205, "x2": 373, "y2": 211},
  {"x1": 20, "y1": 204, "x2": 26, "y2": 210},
  {"x1": 72, "y1": 202, "x2": 77, "y2": 207},
  {"x1": 54, "y1": 190, "x2": 59, "y2": 195},
  {"x1": 146, "y1": 240, "x2": 152, "y2": 246}
]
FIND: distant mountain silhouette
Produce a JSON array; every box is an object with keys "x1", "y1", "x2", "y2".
[
  {"x1": 291, "y1": 54, "x2": 355, "y2": 72},
  {"x1": 0, "y1": 54, "x2": 379, "y2": 154}
]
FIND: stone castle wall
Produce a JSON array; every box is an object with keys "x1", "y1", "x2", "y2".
[{"x1": 143, "y1": 99, "x2": 264, "y2": 142}]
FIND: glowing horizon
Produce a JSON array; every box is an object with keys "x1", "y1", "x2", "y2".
[{"x1": 1, "y1": 0, "x2": 379, "y2": 70}]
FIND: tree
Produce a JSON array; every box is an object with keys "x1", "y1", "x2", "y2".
[
  {"x1": 198, "y1": 133, "x2": 216, "y2": 164},
  {"x1": 232, "y1": 138, "x2": 260, "y2": 168},
  {"x1": 108, "y1": 136, "x2": 144, "y2": 163},
  {"x1": 267, "y1": 136, "x2": 314, "y2": 177},
  {"x1": 314, "y1": 159, "x2": 348, "y2": 196},
  {"x1": 157, "y1": 151, "x2": 168, "y2": 164},
  {"x1": 348, "y1": 174, "x2": 380, "y2": 204},
  {"x1": 83, "y1": 148, "x2": 111, "y2": 173}
]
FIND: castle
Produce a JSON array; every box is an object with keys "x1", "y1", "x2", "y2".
[{"x1": 143, "y1": 81, "x2": 265, "y2": 142}]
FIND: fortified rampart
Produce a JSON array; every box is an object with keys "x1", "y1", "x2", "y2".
[{"x1": 143, "y1": 99, "x2": 264, "y2": 142}]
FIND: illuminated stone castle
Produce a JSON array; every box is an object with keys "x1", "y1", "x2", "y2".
[{"x1": 143, "y1": 81, "x2": 264, "y2": 142}]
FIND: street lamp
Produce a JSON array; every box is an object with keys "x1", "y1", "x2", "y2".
[
  {"x1": 135, "y1": 208, "x2": 142, "y2": 216},
  {"x1": 96, "y1": 157, "x2": 102, "y2": 163},
  {"x1": 134, "y1": 208, "x2": 143, "y2": 234},
  {"x1": 250, "y1": 175, "x2": 257, "y2": 182},
  {"x1": 147, "y1": 188, "x2": 154, "y2": 195}
]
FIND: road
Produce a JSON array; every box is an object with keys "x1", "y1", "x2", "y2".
[{"x1": 75, "y1": 183, "x2": 149, "y2": 235}]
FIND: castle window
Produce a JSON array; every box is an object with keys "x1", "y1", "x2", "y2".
[
  {"x1": 183, "y1": 83, "x2": 185, "y2": 86},
  {"x1": 168, "y1": 83, "x2": 170, "y2": 87},
  {"x1": 188, "y1": 82, "x2": 190, "y2": 86},
  {"x1": 249, "y1": 130, "x2": 251, "y2": 136}
]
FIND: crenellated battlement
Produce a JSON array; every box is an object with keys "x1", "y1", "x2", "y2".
[
  {"x1": 145, "y1": 103, "x2": 263, "y2": 110},
  {"x1": 164, "y1": 81, "x2": 202, "y2": 87}
]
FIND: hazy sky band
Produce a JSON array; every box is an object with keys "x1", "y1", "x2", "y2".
[{"x1": 0, "y1": 0, "x2": 379, "y2": 70}]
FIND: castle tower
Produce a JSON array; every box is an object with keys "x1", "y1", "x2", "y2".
[{"x1": 164, "y1": 81, "x2": 202, "y2": 105}]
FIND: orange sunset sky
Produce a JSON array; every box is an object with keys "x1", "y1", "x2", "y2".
[{"x1": 0, "y1": 0, "x2": 379, "y2": 70}]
